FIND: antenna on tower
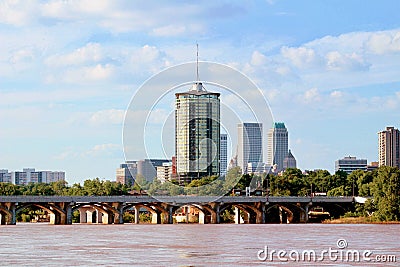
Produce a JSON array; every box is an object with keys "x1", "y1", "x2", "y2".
[{"x1": 196, "y1": 43, "x2": 199, "y2": 81}]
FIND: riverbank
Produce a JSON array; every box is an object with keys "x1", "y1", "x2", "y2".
[{"x1": 323, "y1": 217, "x2": 400, "y2": 224}]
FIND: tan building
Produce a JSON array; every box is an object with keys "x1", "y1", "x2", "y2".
[
  {"x1": 378, "y1": 126, "x2": 400, "y2": 168},
  {"x1": 156, "y1": 162, "x2": 173, "y2": 183}
]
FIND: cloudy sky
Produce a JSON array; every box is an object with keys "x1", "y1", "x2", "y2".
[{"x1": 1, "y1": 0, "x2": 400, "y2": 183}]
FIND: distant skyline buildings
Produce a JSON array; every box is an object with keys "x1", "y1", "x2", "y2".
[
  {"x1": 0, "y1": 168, "x2": 65, "y2": 185},
  {"x1": 116, "y1": 159, "x2": 170, "y2": 185},
  {"x1": 220, "y1": 134, "x2": 228, "y2": 176},
  {"x1": 267, "y1": 122, "x2": 289, "y2": 173},
  {"x1": 335, "y1": 156, "x2": 367, "y2": 174},
  {"x1": 378, "y1": 126, "x2": 400, "y2": 168},
  {"x1": 237, "y1": 123, "x2": 263, "y2": 174},
  {"x1": 283, "y1": 149, "x2": 297, "y2": 170}
]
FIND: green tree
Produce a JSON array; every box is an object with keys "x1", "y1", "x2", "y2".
[{"x1": 372, "y1": 166, "x2": 400, "y2": 221}]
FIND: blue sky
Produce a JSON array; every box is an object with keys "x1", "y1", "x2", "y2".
[{"x1": 1, "y1": 0, "x2": 400, "y2": 183}]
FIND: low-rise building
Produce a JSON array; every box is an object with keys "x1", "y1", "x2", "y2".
[
  {"x1": 1, "y1": 168, "x2": 65, "y2": 185},
  {"x1": 335, "y1": 156, "x2": 367, "y2": 174}
]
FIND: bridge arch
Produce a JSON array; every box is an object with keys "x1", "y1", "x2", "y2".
[
  {"x1": 72, "y1": 203, "x2": 120, "y2": 224},
  {"x1": 219, "y1": 203, "x2": 264, "y2": 224},
  {"x1": 0, "y1": 206, "x2": 12, "y2": 225},
  {"x1": 123, "y1": 203, "x2": 170, "y2": 224},
  {"x1": 16, "y1": 203, "x2": 66, "y2": 224}
]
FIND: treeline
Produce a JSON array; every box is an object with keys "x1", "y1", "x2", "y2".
[{"x1": 0, "y1": 178, "x2": 131, "y2": 196}]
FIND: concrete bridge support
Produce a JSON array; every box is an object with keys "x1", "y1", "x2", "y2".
[
  {"x1": 134, "y1": 206, "x2": 139, "y2": 224},
  {"x1": 151, "y1": 211, "x2": 161, "y2": 224},
  {"x1": 112, "y1": 202, "x2": 124, "y2": 224},
  {"x1": 234, "y1": 207, "x2": 244, "y2": 224}
]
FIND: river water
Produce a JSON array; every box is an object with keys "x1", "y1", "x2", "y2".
[{"x1": 0, "y1": 223, "x2": 399, "y2": 266}]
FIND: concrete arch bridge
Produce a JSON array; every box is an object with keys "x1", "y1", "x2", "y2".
[{"x1": 0, "y1": 196, "x2": 356, "y2": 225}]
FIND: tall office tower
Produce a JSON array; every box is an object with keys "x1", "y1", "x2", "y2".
[
  {"x1": 267, "y1": 122, "x2": 289, "y2": 172},
  {"x1": 283, "y1": 149, "x2": 297, "y2": 170},
  {"x1": 237, "y1": 123, "x2": 263, "y2": 174},
  {"x1": 220, "y1": 134, "x2": 228, "y2": 176},
  {"x1": 175, "y1": 82, "x2": 220, "y2": 181},
  {"x1": 378, "y1": 126, "x2": 400, "y2": 168}
]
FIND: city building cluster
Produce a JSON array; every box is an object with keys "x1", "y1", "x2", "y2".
[
  {"x1": 116, "y1": 77, "x2": 298, "y2": 185},
  {"x1": 116, "y1": 74, "x2": 400, "y2": 185},
  {"x1": 0, "y1": 168, "x2": 65, "y2": 185}
]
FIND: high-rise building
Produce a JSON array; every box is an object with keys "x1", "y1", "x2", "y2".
[
  {"x1": 335, "y1": 156, "x2": 367, "y2": 174},
  {"x1": 175, "y1": 82, "x2": 220, "y2": 181},
  {"x1": 220, "y1": 134, "x2": 228, "y2": 176},
  {"x1": 237, "y1": 123, "x2": 263, "y2": 174},
  {"x1": 283, "y1": 149, "x2": 297, "y2": 170},
  {"x1": 378, "y1": 126, "x2": 400, "y2": 168},
  {"x1": 267, "y1": 122, "x2": 288, "y2": 172}
]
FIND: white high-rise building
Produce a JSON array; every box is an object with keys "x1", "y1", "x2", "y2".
[
  {"x1": 220, "y1": 134, "x2": 228, "y2": 176},
  {"x1": 175, "y1": 82, "x2": 220, "y2": 181},
  {"x1": 6, "y1": 168, "x2": 65, "y2": 185},
  {"x1": 267, "y1": 122, "x2": 289, "y2": 172},
  {"x1": 378, "y1": 126, "x2": 400, "y2": 168},
  {"x1": 237, "y1": 123, "x2": 263, "y2": 174}
]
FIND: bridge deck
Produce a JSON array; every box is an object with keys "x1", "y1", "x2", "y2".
[{"x1": 0, "y1": 195, "x2": 354, "y2": 204}]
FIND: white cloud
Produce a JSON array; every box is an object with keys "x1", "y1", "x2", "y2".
[
  {"x1": 61, "y1": 63, "x2": 115, "y2": 83},
  {"x1": 281, "y1": 46, "x2": 319, "y2": 68},
  {"x1": 367, "y1": 31, "x2": 400, "y2": 55},
  {"x1": 0, "y1": 0, "x2": 37, "y2": 26},
  {"x1": 250, "y1": 51, "x2": 267, "y2": 66},
  {"x1": 302, "y1": 88, "x2": 320, "y2": 103},
  {"x1": 85, "y1": 143, "x2": 120, "y2": 157},
  {"x1": 131, "y1": 45, "x2": 160, "y2": 63},
  {"x1": 330, "y1": 90, "x2": 343, "y2": 98},
  {"x1": 152, "y1": 25, "x2": 186, "y2": 37},
  {"x1": 45, "y1": 43, "x2": 103, "y2": 67},
  {"x1": 326, "y1": 51, "x2": 369, "y2": 71},
  {"x1": 90, "y1": 109, "x2": 125, "y2": 125}
]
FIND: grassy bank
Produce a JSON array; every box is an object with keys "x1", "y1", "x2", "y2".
[{"x1": 323, "y1": 217, "x2": 400, "y2": 224}]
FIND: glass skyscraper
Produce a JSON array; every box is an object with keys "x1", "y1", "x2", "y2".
[
  {"x1": 175, "y1": 82, "x2": 220, "y2": 180},
  {"x1": 237, "y1": 123, "x2": 263, "y2": 174}
]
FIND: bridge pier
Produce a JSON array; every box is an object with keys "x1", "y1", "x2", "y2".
[
  {"x1": 234, "y1": 207, "x2": 243, "y2": 224},
  {"x1": 168, "y1": 206, "x2": 173, "y2": 224},
  {"x1": 151, "y1": 211, "x2": 161, "y2": 224},
  {"x1": 10, "y1": 203, "x2": 16, "y2": 225},
  {"x1": 262, "y1": 204, "x2": 266, "y2": 224},
  {"x1": 112, "y1": 202, "x2": 124, "y2": 224},
  {"x1": 66, "y1": 204, "x2": 72, "y2": 225}
]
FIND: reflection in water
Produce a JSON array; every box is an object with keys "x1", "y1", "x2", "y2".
[{"x1": 0, "y1": 224, "x2": 398, "y2": 266}]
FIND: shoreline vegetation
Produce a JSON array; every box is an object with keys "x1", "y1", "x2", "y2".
[
  {"x1": 323, "y1": 217, "x2": 400, "y2": 224},
  {"x1": 1, "y1": 165, "x2": 400, "y2": 223}
]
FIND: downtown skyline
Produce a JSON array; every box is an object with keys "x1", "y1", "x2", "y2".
[{"x1": 1, "y1": 1, "x2": 400, "y2": 183}]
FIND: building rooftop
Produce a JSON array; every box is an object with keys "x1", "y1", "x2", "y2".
[
  {"x1": 274, "y1": 122, "x2": 286, "y2": 128},
  {"x1": 175, "y1": 82, "x2": 220, "y2": 97}
]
